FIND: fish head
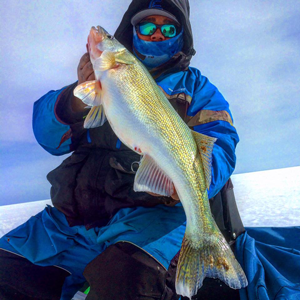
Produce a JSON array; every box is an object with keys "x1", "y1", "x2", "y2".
[
  {"x1": 87, "y1": 26, "x2": 136, "y2": 75},
  {"x1": 87, "y1": 26, "x2": 125, "y2": 62}
]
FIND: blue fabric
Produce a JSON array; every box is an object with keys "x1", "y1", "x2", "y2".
[
  {"x1": 0, "y1": 204, "x2": 186, "y2": 299},
  {"x1": 236, "y1": 227, "x2": 300, "y2": 300},
  {"x1": 157, "y1": 68, "x2": 239, "y2": 198},
  {"x1": 133, "y1": 27, "x2": 184, "y2": 69},
  {"x1": 86, "y1": 129, "x2": 92, "y2": 143},
  {"x1": 33, "y1": 87, "x2": 71, "y2": 156},
  {"x1": 194, "y1": 121, "x2": 238, "y2": 198},
  {"x1": 148, "y1": 0, "x2": 163, "y2": 9},
  {"x1": 0, "y1": 206, "x2": 104, "y2": 299},
  {"x1": 116, "y1": 138, "x2": 122, "y2": 149}
]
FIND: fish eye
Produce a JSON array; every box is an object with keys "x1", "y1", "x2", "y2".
[{"x1": 107, "y1": 34, "x2": 114, "y2": 39}]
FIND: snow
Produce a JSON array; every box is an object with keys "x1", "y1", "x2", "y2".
[
  {"x1": 0, "y1": 166, "x2": 299, "y2": 238},
  {"x1": 0, "y1": 200, "x2": 51, "y2": 238},
  {"x1": 231, "y1": 166, "x2": 300, "y2": 227}
]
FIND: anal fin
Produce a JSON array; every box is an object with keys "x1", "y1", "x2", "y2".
[{"x1": 134, "y1": 155, "x2": 174, "y2": 197}]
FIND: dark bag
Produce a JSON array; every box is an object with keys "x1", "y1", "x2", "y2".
[
  {"x1": 47, "y1": 145, "x2": 170, "y2": 230},
  {"x1": 210, "y1": 178, "x2": 245, "y2": 245}
]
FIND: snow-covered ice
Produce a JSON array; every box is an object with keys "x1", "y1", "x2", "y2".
[
  {"x1": 0, "y1": 166, "x2": 299, "y2": 237},
  {"x1": 232, "y1": 166, "x2": 300, "y2": 227},
  {"x1": 0, "y1": 199, "x2": 51, "y2": 237}
]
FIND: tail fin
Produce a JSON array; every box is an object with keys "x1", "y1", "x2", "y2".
[{"x1": 175, "y1": 234, "x2": 248, "y2": 299}]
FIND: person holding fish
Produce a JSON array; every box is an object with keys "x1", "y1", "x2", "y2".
[{"x1": 0, "y1": 0, "x2": 247, "y2": 299}]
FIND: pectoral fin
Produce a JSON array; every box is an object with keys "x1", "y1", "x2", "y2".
[
  {"x1": 93, "y1": 50, "x2": 116, "y2": 71},
  {"x1": 134, "y1": 155, "x2": 174, "y2": 197},
  {"x1": 191, "y1": 131, "x2": 217, "y2": 190},
  {"x1": 93, "y1": 50, "x2": 134, "y2": 71},
  {"x1": 84, "y1": 105, "x2": 106, "y2": 128},
  {"x1": 74, "y1": 80, "x2": 102, "y2": 106}
]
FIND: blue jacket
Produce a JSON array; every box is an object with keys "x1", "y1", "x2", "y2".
[{"x1": 33, "y1": 66, "x2": 239, "y2": 200}]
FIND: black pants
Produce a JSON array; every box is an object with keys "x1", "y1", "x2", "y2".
[
  {"x1": 0, "y1": 244, "x2": 240, "y2": 300},
  {"x1": 84, "y1": 242, "x2": 240, "y2": 300},
  {"x1": 0, "y1": 250, "x2": 69, "y2": 300}
]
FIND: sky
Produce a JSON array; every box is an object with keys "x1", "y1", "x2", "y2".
[{"x1": 1, "y1": 0, "x2": 300, "y2": 205}]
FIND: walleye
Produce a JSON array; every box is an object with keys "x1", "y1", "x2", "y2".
[{"x1": 74, "y1": 26, "x2": 248, "y2": 298}]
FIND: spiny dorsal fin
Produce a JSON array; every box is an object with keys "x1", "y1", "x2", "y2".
[
  {"x1": 84, "y1": 105, "x2": 106, "y2": 128},
  {"x1": 115, "y1": 50, "x2": 135, "y2": 65},
  {"x1": 134, "y1": 154, "x2": 174, "y2": 197},
  {"x1": 74, "y1": 80, "x2": 102, "y2": 106},
  {"x1": 191, "y1": 131, "x2": 217, "y2": 190},
  {"x1": 93, "y1": 50, "x2": 116, "y2": 71}
]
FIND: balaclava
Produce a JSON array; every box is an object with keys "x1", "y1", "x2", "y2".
[{"x1": 131, "y1": 0, "x2": 184, "y2": 69}]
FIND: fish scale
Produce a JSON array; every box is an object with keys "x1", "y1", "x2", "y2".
[
  {"x1": 74, "y1": 25, "x2": 248, "y2": 299},
  {"x1": 111, "y1": 65, "x2": 194, "y2": 166}
]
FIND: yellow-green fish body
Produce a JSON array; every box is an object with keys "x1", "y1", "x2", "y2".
[{"x1": 74, "y1": 26, "x2": 247, "y2": 299}]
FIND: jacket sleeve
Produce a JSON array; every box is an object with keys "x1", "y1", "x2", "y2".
[
  {"x1": 187, "y1": 74, "x2": 239, "y2": 199},
  {"x1": 32, "y1": 82, "x2": 89, "y2": 155}
]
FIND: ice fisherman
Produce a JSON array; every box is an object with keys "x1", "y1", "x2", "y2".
[{"x1": 0, "y1": 0, "x2": 245, "y2": 299}]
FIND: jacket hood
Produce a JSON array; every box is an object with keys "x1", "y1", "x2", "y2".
[{"x1": 114, "y1": 0, "x2": 196, "y2": 78}]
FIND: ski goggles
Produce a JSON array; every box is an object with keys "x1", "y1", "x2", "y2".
[{"x1": 136, "y1": 22, "x2": 180, "y2": 38}]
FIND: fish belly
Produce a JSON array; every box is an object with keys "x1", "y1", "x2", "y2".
[{"x1": 101, "y1": 76, "x2": 177, "y2": 155}]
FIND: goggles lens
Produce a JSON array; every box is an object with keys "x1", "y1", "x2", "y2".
[{"x1": 138, "y1": 22, "x2": 177, "y2": 38}]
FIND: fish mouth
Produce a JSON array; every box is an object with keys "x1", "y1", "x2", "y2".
[
  {"x1": 88, "y1": 26, "x2": 107, "y2": 59},
  {"x1": 90, "y1": 26, "x2": 106, "y2": 43}
]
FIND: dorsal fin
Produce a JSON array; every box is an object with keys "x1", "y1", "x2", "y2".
[
  {"x1": 115, "y1": 50, "x2": 135, "y2": 65},
  {"x1": 191, "y1": 131, "x2": 217, "y2": 189}
]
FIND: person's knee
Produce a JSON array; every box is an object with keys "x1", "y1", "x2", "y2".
[
  {"x1": 0, "y1": 249, "x2": 69, "y2": 300},
  {"x1": 84, "y1": 242, "x2": 176, "y2": 300}
]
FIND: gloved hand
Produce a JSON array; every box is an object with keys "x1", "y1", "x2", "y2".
[
  {"x1": 77, "y1": 52, "x2": 96, "y2": 85},
  {"x1": 70, "y1": 52, "x2": 96, "y2": 114}
]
